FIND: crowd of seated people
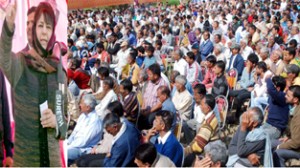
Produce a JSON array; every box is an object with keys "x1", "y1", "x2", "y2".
[{"x1": 66, "y1": 0, "x2": 300, "y2": 166}]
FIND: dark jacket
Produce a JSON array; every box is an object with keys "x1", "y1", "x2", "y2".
[
  {"x1": 229, "y1": 127, "x2": 265, "y2": 166},
  {"x1": 227, "y1": 54, "x2": 245, "y2": 81},
  {"x1": 103, "y1": 122, "x2": 140, "y2": 167},
  {"x1": 266, "y1": 78, "x2": 289, "y2": 132},
  {"x1": 0, "y1": 70, "x2": 13, "y2": 163}
]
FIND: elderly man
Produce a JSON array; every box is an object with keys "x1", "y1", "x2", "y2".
[
  {"x1": 273, "y1": 85, "x2": 300, "y2": 167},
  {"x1": 184, "y1": 95, "x2": 220, "y2": 167},
  {"x1": 172, "y1": 75, "x2": 193, "y2": 121},
  {"x1": 227, "y1": 107, "x2": 272, "y2": 167},
  {"x1": 172, "y1": 50, "x2": 188, "y2": 76},
  {"x1": 170, "y1": 70, "x2": 193, "y2": 97},
  {"x1": 269, "y1": 50, "x2": 285, "y2": 76},
  {"x1": 286, "y1": 26, "x2": 300, "y2": 46},
  {"x1": 67, "y1": 94, "x2": 103, "y2": 165},
  {"x1": 101, "y1": 113, "x2": 140, "y2": 167},
  {"x1": 213, "y1": 44, "x2": 226, "y2": 63},
  {"x1": 259, "y1": 47, "x2": 272, "y2": 68},
  {"x1": 240, "y1": 38, "x2": 253, "y2": 61},
  {"x1": 193, "y1": 140, "x2": 228, "y2": 168},
  {"x1": 95, "y1": 77, "x2": 118, "y2": 119}
]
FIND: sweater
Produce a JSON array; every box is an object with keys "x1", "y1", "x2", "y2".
[
  {"x1": 155, "y1": 133, "x2": 183, "y2": 167},
  {"x1": 266, "y1": 78, "x2": 289, "y2": 132},
  {"x1": 212, "y1": 74, "x2": 228, "y2": 97}
]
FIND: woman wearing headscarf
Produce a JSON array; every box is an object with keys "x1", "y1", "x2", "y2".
[{"x1": 0, "y1": 1, "x2": 67, "y2": 167}]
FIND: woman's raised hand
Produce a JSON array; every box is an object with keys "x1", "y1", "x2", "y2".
[{"x1": 5, "y1": 0, "x2": 17, "y2": 32}]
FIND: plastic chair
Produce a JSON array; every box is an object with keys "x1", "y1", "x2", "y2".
[
  {"x1": 215, "y1": 95, "x2": 229, "y2": 140},
  {"x1": 174, "y1": 112, "x2": 183, "y2": 141},
  {"x1": 226, "y1": 68, "x2": 238, "y2": 90}
]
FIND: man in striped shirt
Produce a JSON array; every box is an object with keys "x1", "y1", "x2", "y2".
[{"x1": 184, "y1": 94, "x2": 220, "y2": 167}]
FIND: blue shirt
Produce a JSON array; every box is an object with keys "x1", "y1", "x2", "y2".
[
  {"x1": 144, "y1": 56, "x2": 156, "y2": 69},
  {"x1": 162, "y1": 98, "x2": 177, "y2": 129},
  {"x1": 136, "y1": 56, "x2": 145, "y2": 67},
  {"x1": 128, "y1": 33, "x2": 137, "y2": 47},
  {"x1": 239, "y1": 68, "x2": 255, "y2": 89},
  {"x1": 67, "y1": 110, "x2": 103, "y2": 153}
]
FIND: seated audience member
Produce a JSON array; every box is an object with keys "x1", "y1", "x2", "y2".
[
  {"x1": 172, "y1": 50, "x2": 188, "y2": 76},
  {"x1": 185, "y1": 51, "x2": 202, "y2": 85},
  {"x1": 191, "y1": 43, "x2": 202, "y2": 64},
  {"x1": 88, "y1": 43, "x2": 110, "y2": 67},
  {"x1": 202, "y1": 55, "x2": 217, "y2": 93},
  {"x1": 142, "y1": 64, "x2": 168, "y2": 113},
  {"x1": 144, "y1": 110, "x2": 183, "y2": 167},
  {"x1": 193, "y1": 140, "x2": 228, "y2": 168},
  {"x1": 199, "y1": 30, "x2": 214, "y2": 61},
  {"x1": 136, "y1": 69, "x2": 148, "y2": 106},
  {"x1": 250, "y1": 61, "x2": 273, "y2": 112},
  {"x1": 134, "y1": 143, "x2": 176, "y2": 167},
  {"x1": 95, "y1": 77, "x2": 118, "y2": 119},
  {"x1": 67, "y1": 94, "x2": 103, "y2": 165},
  {"x1": 122, "y1": 49, "x2": 140, "y2": 86},
  {"x1": 170, "y1": 70, "x2": 193, "y2": 97},
  {"x1": 120, "y1": 79, "x2": 139, "y2": 123},
  {"x1": 140, "y1": 64, "x2": 168, "y2": 129},
  {"x1": 285, "y1": 64, "x2": 300, "y2": 91},
  {"x1": 263, "y1": 76, "x2": 289, "y2": 139},
  {"x1": 227, "y1": 107, "x2": 273, "y2": 167},
  {"x1": 226, "y1": 43, "x2": 244, "y2": 80},
  {"x1": 142, "y1": 45, "x2": 157, "y2": 69},
  {"x1": 92, "y1": 66, "x2": 119, "y2": 100},
  {"x1": 67, "y1": 58, "x2": 91, "y2": 90},
  {"x1": 101, "y1": 113, "x2": 140, "y2": 167},
  {"x1": 212, "y1": 60, "x2": 228, "y2": 97},
  {"x1": 273, "y1": 85, "x2": 300, "y2": 167},
  {"x1": 136, "y1": 46, "x2": 146, "y2": 67},
  {"x1": 259, "y1": 47, "x2": 272, "y2": 68},
  {"x1": 182, "y1": 83, "x2": 207, "y2": 144},
  {"x1": 184, "y1": 95, "x2": 219, "y2": 166},
  {"x1": 282, "y1": 47, "x2": 297, "y2": 77},
  {"x1": 76, "y1": 101, "x2": 135, "y2": 167},
  {"x1": 172, "y1": 75, "x2": 193, "y2": 121},
  {"x1": 110, "y1": 41, "x2": 131, "y2": 80},
  {"x1": 157, "y1": 86, "x2": 177, "y2": 129},
  {"x1": 229, "y1": 53, "x2": 258, "y2": 120},
  {"x1": 269, "y1": 49, "x2": 285, "y2": 76}
]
